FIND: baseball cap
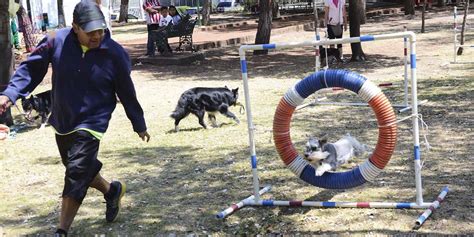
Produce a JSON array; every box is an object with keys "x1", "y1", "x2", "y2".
[{"x1": 73, "y1": 0, "x2": 107, "y2": 33}]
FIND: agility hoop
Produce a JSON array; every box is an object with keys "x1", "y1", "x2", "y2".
[
  {"x1": 274, "y1": 70, "x2": 396, "y2": 189},
  {"x1": 217, "y1": 32, "x2": 449, "y2": 228}
]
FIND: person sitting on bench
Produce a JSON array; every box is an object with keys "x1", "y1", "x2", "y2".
[
  {"x1": 153, "y1": 7, "x2": 192, "y2": 55},
  {"x1": 153, "y1": 7, "x2": 173, "y2": 56},
  {"x1": 169, "y1": 6, "x2": 181, "y2": 25}
]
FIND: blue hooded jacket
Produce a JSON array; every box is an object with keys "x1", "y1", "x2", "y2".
[{"x1": 1, "y1": 28, "x2": 147, "y2": 134}]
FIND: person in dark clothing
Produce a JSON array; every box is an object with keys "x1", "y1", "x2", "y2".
[{"x1": 0, "y1": 1, "x2": 150, "y2": 236}]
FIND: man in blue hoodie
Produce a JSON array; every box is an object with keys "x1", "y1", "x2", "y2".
[{"x1": 0, "y1": 1, "x2": 150, "y2": 235}]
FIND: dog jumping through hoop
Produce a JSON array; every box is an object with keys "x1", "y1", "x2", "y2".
[{"x1": 303, "y1": 134, "x2": 369, "y2": 176}]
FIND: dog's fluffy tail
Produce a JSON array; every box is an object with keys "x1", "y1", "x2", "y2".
[
  {"x1": 170, "y1": 108, "x2": 185, "y2": 120},
  {"x1": 344, "y1": 134, "x2": 369, "y2": 157},
  {"x1": 170, "y1": 95, "x2": 190, "y2": 119}
]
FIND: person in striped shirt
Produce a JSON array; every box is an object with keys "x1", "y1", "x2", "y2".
[{"x1": 143, "y1": 0, "x2": 161, "y2": 56}]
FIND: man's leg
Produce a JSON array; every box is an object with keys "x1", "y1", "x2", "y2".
[
  {"x1": 146, "y1": 24, "x2": 159, "y2": 56},
  {"x1": 90, "y1": 173, "x2": 110, "y2": 194},
  {"x1": 337, "y1": 25, "x2": 343, "y2": 59},
  {"x1": 58, "y1": 197, "x2": 81, "y2": 232},
  {"x1": 146, "y1": 24, "x2": 154, "y2": 55},
  {"x1": 327, "y1": 25, "x2": 336, "y2": 49},
  {"x1": 55, "y1": 131, "x2": 102, "y2": 234},
  {"x1": 91, "y1": 173, "x2": 126, "y2": 223}
]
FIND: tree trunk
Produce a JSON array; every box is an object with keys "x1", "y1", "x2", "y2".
[
  {"x1": 202, "y1": 0, "x2": 210, "y2": 25},
  {"x1": 404, "y1": 0, "x2": 415, "y2": 15},
  {"x1": 272, "y1": 0, "x2": 280, "y2": 19},
  {"x1": 313, "y1": 0, "x2": 320, "y2": 32},
  {"x1": 457, "y1": 0, "x2": 469, "y2": 55},
  {"x1": 254, "y1": 0, "x2": 272, "y2": 55},
  {"x1": 421, "y1": 0, "x2": 426, "y2": 33},
  {"x1": 0, "y1": 0, "x2": 14, "y2": 126},
  {"x1": 437, "y1": 0, "x2": 445, "y2": 7},
  {"x1": 360, "y1": 0, "x2": 366, "y2": 24},
  {"x1": 349, "y1": 0, "x2": 366, "y2": 61},
  {"x1": 17, "y1": 5, "x2": 36, "y2": 52},
  {"x1": 57, "y1": 0, "x2": 66, "y2": 27},
  {"x1": 118, "y1": 0, "x2": 129, "y2": 23}
]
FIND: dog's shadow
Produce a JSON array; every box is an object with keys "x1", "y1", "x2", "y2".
[
  {"x1": 166, "y1": 127, "x2": 204, "y2": 134},
  {"x1": 165, "y1": 122, "x2": 237, "y2": 134},
  {"x1": 8, "y1": 115, "x2": 42, "y2": 134}
]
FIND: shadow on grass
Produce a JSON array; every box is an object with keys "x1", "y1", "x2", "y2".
[
  {"x1": 9, "y1": 114, "x2": 40, "y2": 134},
  {"x1": 133, "y1": 47, "x2": 405, "y2": 83},
  {"x1": 2, "y1": 120, "x2": 470, "y2": 234},
  {"x1": 2, "y1": 39, "x2": 472, "y2": 234}
]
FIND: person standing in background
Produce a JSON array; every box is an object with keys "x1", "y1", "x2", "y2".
[
  {"x1": 324, "y1": 0, "x2": 347, "y2": 59},
  {"x1": 10, "y1": 18, "x2": 21, "y2": 50},
  {"x1": 142, "y1": 0, "x2": 161, "y2": 56},
  {"x1": 16, "y1": 4, "x2": 37, "y2": 52},
  {"x1": 9, "y1": 0, "x2": 21, "y2": 50}
]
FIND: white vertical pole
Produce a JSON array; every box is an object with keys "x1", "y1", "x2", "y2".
[
  {"x1": 239, "y1": 48, "x2": 261, "y2": 201},
  {"x1": 454, "y1": 6, "x2": 458, "y2": 63},
  {"x1": 314, "y1": 0, "x2": 321, "y2": 72},
  {"x1": 409, "y1": 33, "x2": 424, "y2": 205},
  {"x1": 403, "y1": 26, "x2": 409, "y2": 107}
]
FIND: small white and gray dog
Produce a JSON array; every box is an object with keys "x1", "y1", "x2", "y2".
[{"x1": 303, "y1": 134, "x2": 369, "y2": 176}]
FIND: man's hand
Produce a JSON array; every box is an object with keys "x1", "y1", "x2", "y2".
[
  {"x1": 0, "y1": 95, "x2": 12, "y2": 115},
  {"x1": 138, "y1": 131, "x2": 150, "y2": 142}
]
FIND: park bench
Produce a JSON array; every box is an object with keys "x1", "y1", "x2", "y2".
[
  {"x1": 152, "y1": 16, "x2": 198, "y2": 53},
  {"x1": 169, "y1": 17, "x2": 198, "y2": 52}
]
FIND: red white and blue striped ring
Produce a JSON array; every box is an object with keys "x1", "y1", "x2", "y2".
[{"x1": 273, "y1": 69, "x2": 397, "y2": 189}]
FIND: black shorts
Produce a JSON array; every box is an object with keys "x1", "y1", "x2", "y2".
[
  {"x1": 56, "y1": 130, "x2": 102, "y2": 204},
  {"x1": 327, "y1": 25, "x2": 343, "y2": 49}
]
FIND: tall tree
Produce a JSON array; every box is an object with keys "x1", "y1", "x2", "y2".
[
  {"x1": 254, "y1": 0, "x2": 272, "y2": 55},
  {"x1": 404, "y1": 0, "x2": 415, "y2": 15},
  {"x1": 421, "y1": 0, "x2": 426, "y2": 33},
  {"x1": 118, "y1": 0, "x2": 129, "y2": 23},
  {"x1": 0, "y1": 0, "x2": 14, "y2": 125},
  {"x1": 272, "y1": 0, "x2": 280, "y2": 19},
  {"x1": 360, "y1": 0, "x2": 366, "y2": 24},
  {"x1": 202, "y1": 0, "x2": 210, "y2": 25},
  {"x1": 349, "y1": 0, "x2": 366, "y2": 61},
  {"x1": 57, "y1": 0, "x2": 66, "y2": 27},
  {"x1": 457, "y1": 0, "x2": 470, "y2": 55}
]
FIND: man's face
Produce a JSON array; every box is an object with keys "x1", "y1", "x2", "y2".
[{"x1": 73, "y1": 24, "x2": 105, "y2": 49}]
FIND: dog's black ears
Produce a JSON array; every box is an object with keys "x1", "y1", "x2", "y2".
[
  {"x1": 318, "y1": 133, "x2": 328, "y2": 145},
  {"x1": 232, "y1": 87, "x2": 239, "y2": 94}
]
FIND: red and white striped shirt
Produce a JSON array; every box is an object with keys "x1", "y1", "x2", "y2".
[{"x1": 143, "y1": 0, "x2": 161, "y2": 24}]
